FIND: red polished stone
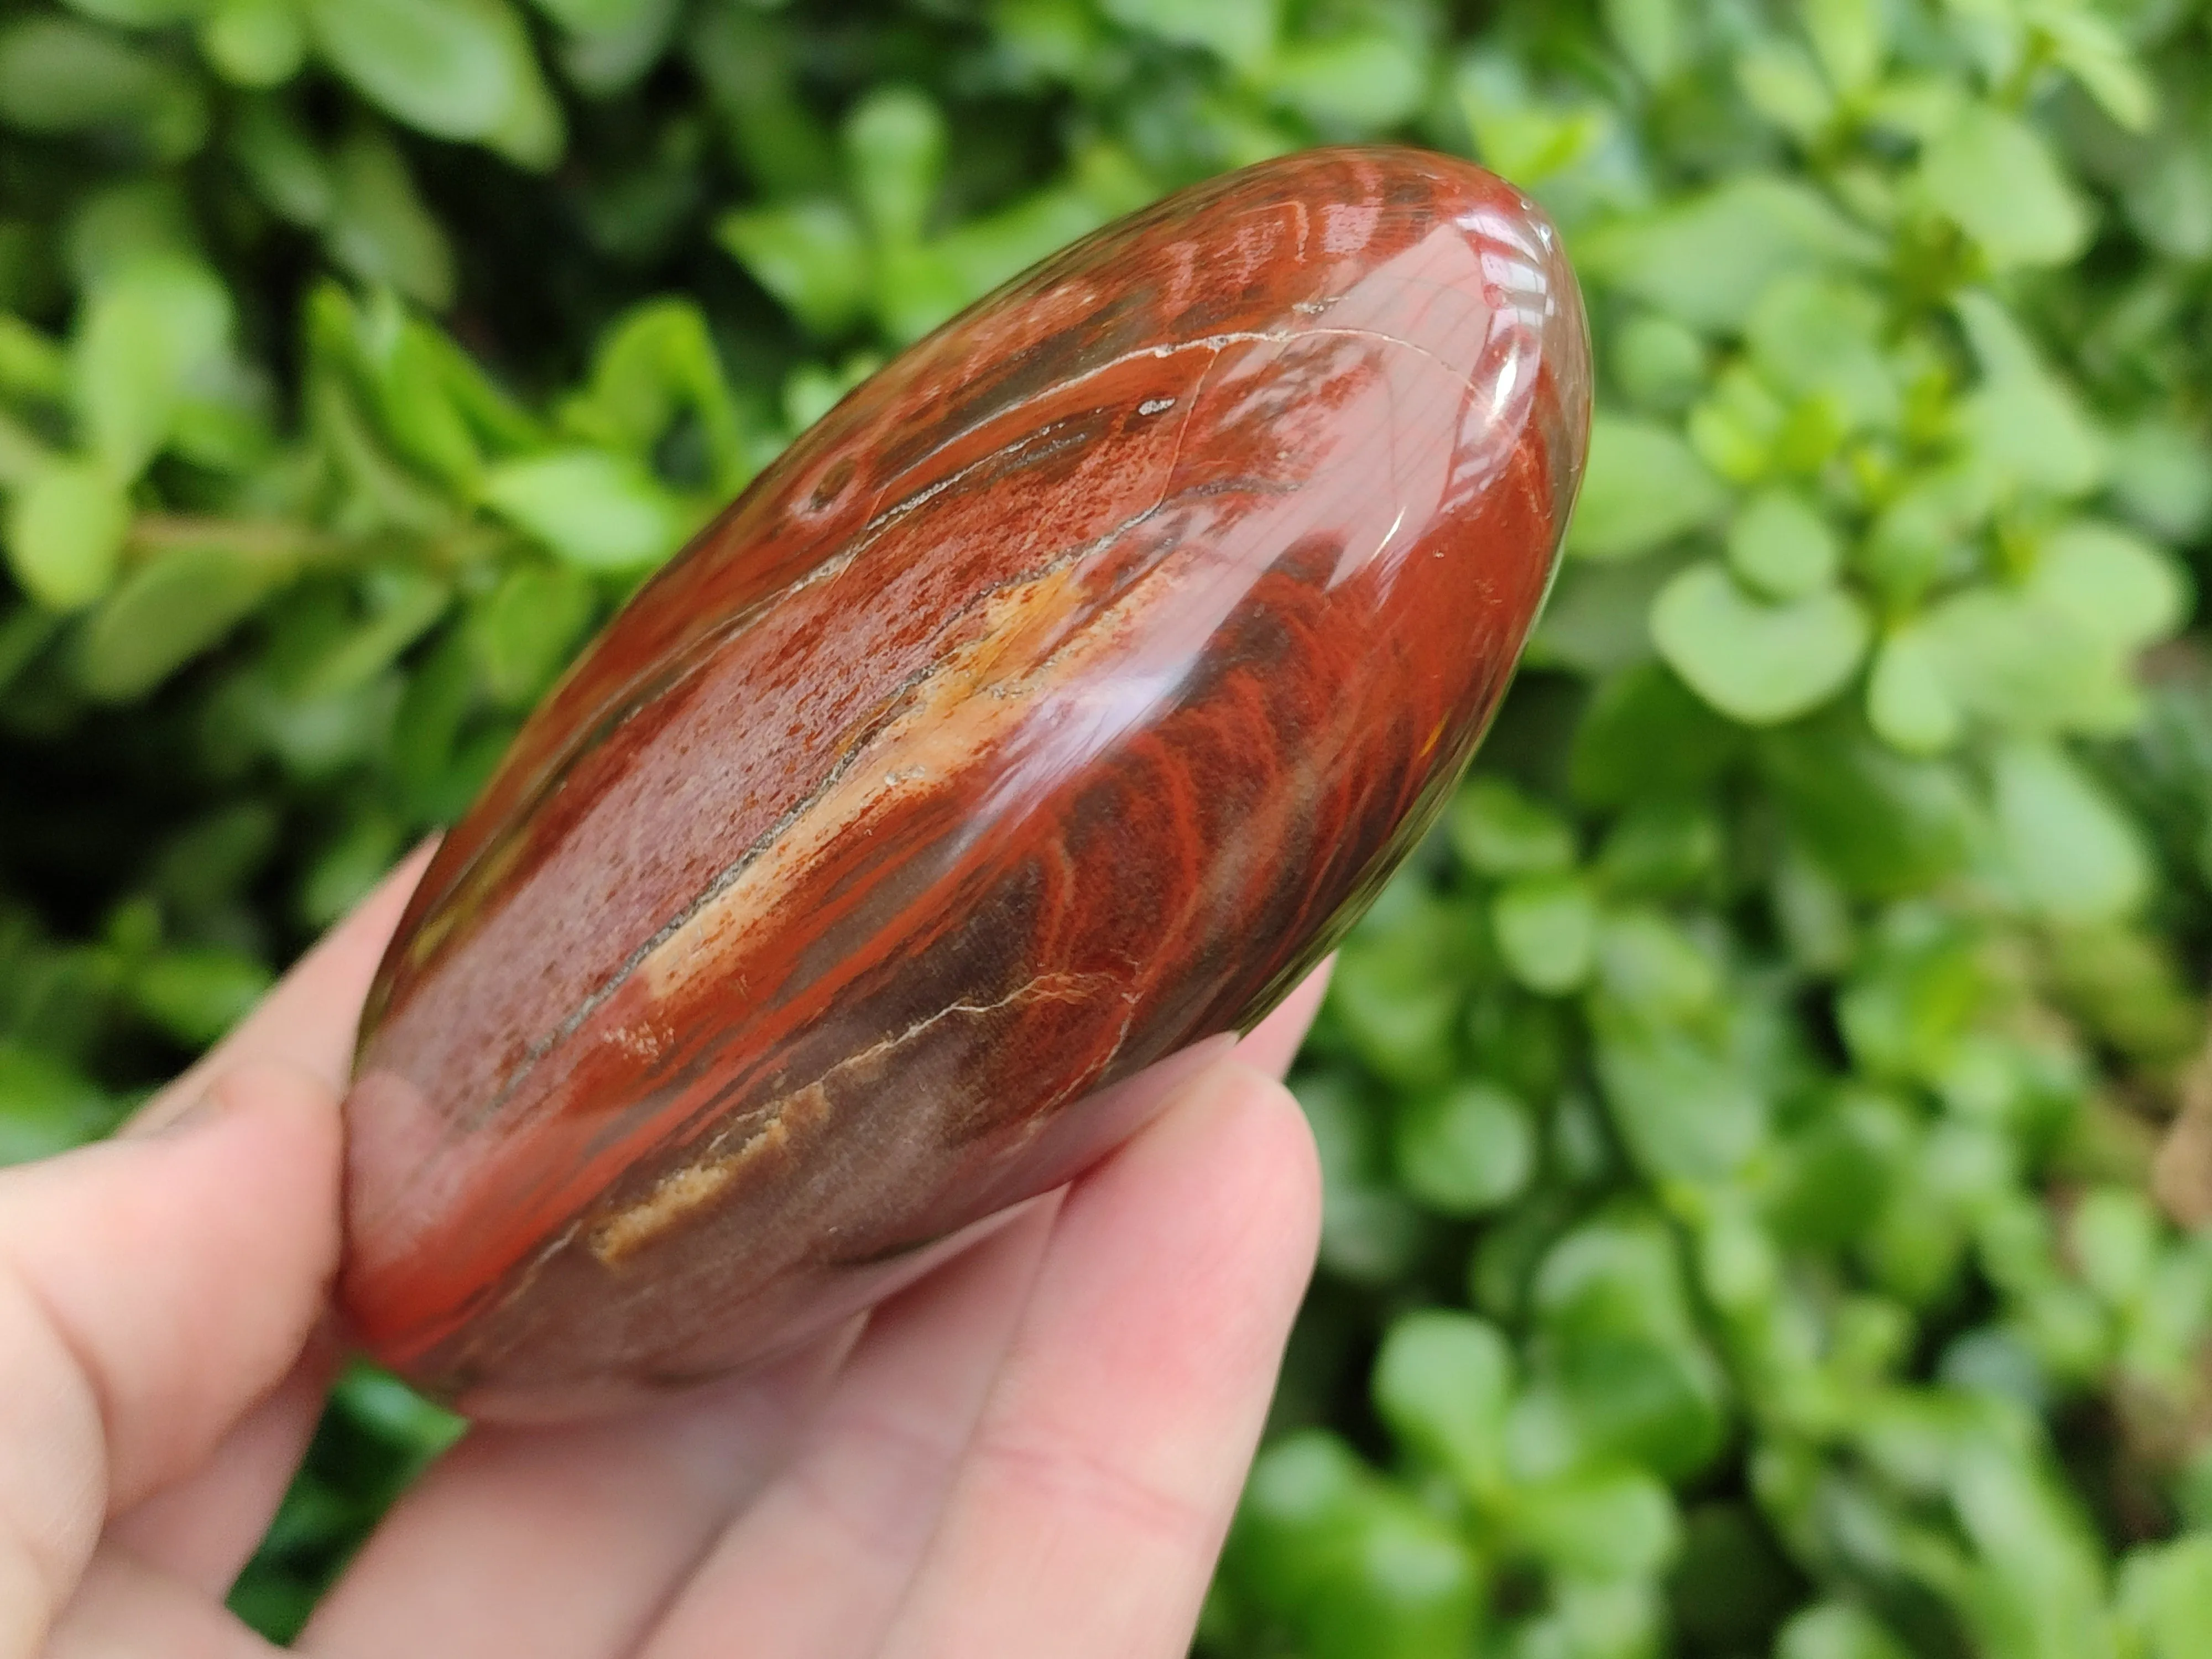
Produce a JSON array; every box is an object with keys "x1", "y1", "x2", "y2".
[{"x1": 340, "y1": 145, "x2": 1590, "y2": 1420}]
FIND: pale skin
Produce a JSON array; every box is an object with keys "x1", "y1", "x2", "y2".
[{"x1": 0, "y1": 848, "x2": 1327, "y2": 1658}]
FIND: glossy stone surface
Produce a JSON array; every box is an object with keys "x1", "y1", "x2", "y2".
[{"x1": 340, "y1": 145, "x2": 1590, "y2": 1420}]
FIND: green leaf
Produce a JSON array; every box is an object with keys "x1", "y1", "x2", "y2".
[
  {"x1": 2025, "y1": 519, "x2": 2187, "y2": 653},
  {"x1": 1991, "y1": 738, "x2": 2150, "y2": 923},
  {"x1": 553, "y1": 0, "x2": 679, "y2": 96},
  {"x1": 564, "y1": 299, "x2": 745, "y2": 492},
  {"x1": 283, "y1": 568, "x2": 449, "y2": 700},
  {"x1": 684, "y1": 7, "x2": 836, "y2": 196},
  {"x1": 1455, "y1": 54, "x2": 1610, "y2": 187},
  {"x1": 1493, "y1": 875, "x2": 1598, "y2": 995},
  {"x1": 1577, "y1": 176, "x2": 1879, "y2": 332},
  {"x1": 843, "y1": 86, "x2": 945, "y2": 247},
  {"x1": 1527, "y1": 553, "x2": 1675, "y2": 674},
  {"x1": 1263, "y1": 28, "x2": 1427, "y2": 129},
  {"x1": 1331, "y1": 889, "x2": 1478, "y2": 1089},
  {"x1": 354, "y1": 306, "x2": 494, "y2": 483},
  {"x1": 66, "y1": 180, "x2": 209, "y2": 287},
  {"x1": 0, "y1": 15, "x2": 194, "y2": 142},
  {"x1": 909, "y1": 144, "x2": 1151, "y2": 323},
  {"x1": 1944, "y1": 1434, "x2": 2110, "y2": 1659},
  {"x1": 1867, "y1": 625, "x2": 1964, "y2": 755},
  {"x1": 1916, "y1": 584, "x2": 2135, "y2": 736},
  {"x1": 1768, "y1": 1089, "x2": 1910, "y2": 1249},
  {"x1": 1593, "y1": 1006, "x2": 1766, "y2": 1181},
  {"x1": 1396, "y1": 1082, "x2": 1536, "y2": 1216},
  {"x1": 2105, "y1": 416, "x2": 2212, "y2": 542},
  {"x1": 471, "y1": 564, "x2": 596, "y2": 706},
  {"x1": 1867, "y1": 465, "x2": 2008, "y2": 615},
  {"x1": 1613, "y1": 312, "x2": 1706, "y2": 413},
  {"x1": 6, "y1": 458, "x2": 131, "y2": 611},
  {"x1": 1532, "y1": 1213, "x2": 1730, "y2": 1474},
  {"x1": 2069, "y1": 1187, "x2": 2157, "y2": 1307},
  {"x1": 1570, "y1": 660, "x2": 1742, "y2": 807},
  {"x1": 1514, "y1": 1468, "x2": 1682, "y2": 1580},
  {"x1": 781, "y1": 356, "x2": 878, "y2": 436},
  {"x1": 1597, "y1": 799, "x2": 1721, "y2": 897},
  {"x1": 717, "y1": 199, "x2": 870, "y2": 338},
  {"x1": 1371, "y1": 1310, "x2": 1514, "y2": 1496},
  {"x1": 528, "y1": 0, "x2": 654, "y2": 29},
  {"x1": 131, "y1": 946, "x2": 273, "y2": 1046},
  {"x1": 1919, "y1": 105, "x2": 2089, "y2": 269},
  {"x1": 1651, "y1": 561, "x2": 1870, "y2": 726},
  {"x1": 2046, "y1": 925, "x2": 2205, "y2": 1067},
  {"x1": 1098, "y1": 0, "x2": 1277, "y2": 71},
  {"x1": 1771, "y1": 839, "x2": 1855, "y2": 972},
  {"x1": 298, "y1": 812, "x2": 404, "y2": 924},
  {"x1": 199, "y1": 0, "x2": 306, "y2": 87},
  {"x1": 1859, "y1": 468, "x2": 1981, "y2": 610},
  {"x1": 71, "y1": 254, "x2": 233, "y2": 481},
  {"x1": 1836, "y1": 922, "x2": 1985, "y2": 1083},
  {"x1": 1686, "y1": 362, "x2": 1790, "y2": 483},
  {"x1": 2123, "y1": 134, "x2": 2212, "y2": 262},
  {"x1": 1566, "y1": 414, "x2": 1727, "y2": 561},
  {"x1": 78, "y1": 540, "x2": 283, "y2": 700},
  {"x1": 1235, "y1": 1432, "x2": 1486, "y2": 1659},
  {"x1": 0, "y1": 316, "x2": 67, "y2": 403},
  {"x1": 1295, "y1": 1073, "x2": 1425, "y2": 1286},
  {"x1": 1446, "y1": 778, "x2": 1574, "y2": 877},
  {"x1": 478, "y1": 448, "x2": 692, "y2": 570},
  {"x1": 1803, "y1": 0, "x2": 1888, "y2": 95},
  {"x1": 1777, "y1": 1602, "x2": 1912, "y2": 1659},
  {"x1": 2118, "y1": 1537, "x2": 2212, "y2": 1659},
  {"x1": 312, "y1": 0, "x2": 504, "y2": 124},
  {"x1": 1760, "y1": 715, "x2": 1973, "y2": 898},
  {"x1": 1745, "y1": 274, "x2": 1898, "y2": 434},
  {"x1": 324, "y1": 132, "x2": 457, "y2": 310},
  {"x1": 332, "y1": 1361, "x2": 465, "y2": 1456},
  {"x1": 1738, "y1": 39, "x2": 1835, "y2": 144},
  {"x1": 1603, "y1": 0, "x2": 1683, "y2": 84},
  {"x1": 1953, "y1": 292, "x2": 2105, "y2": 499},
  {"x1": 2037, "y1": 5, "x2": 2156, "y2": 133},
  {"x1": 228, "y1": 99, "x2": 335, "y2": 227},
  {"x1": 0, "y1": 1041, "x2": 115, "y2": 1164},
  {"x1": 64, "y1": 0, "x2": 211, "y2": 24},
  {"x1": 1235, "y1": 1431, "x2": 1368, "y2": 1605},
  {"x1": 1595, "y1": 906, "x2": 1717, "y2": 1019},
  {"x1": 1727, "y1": 487, "x2": 1840, "y2": 600},
  {"x1": 307, "y1": 0, "x2": 561, "y2": 165}
]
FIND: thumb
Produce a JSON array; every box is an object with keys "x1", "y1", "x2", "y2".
[{"x1": 0, "y1": 1058, "x2": 341, "y2": 1657}]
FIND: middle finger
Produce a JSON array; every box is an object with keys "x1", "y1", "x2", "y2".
[{"x1": 299, "y1": 1328, "x2": 852, "y2": 1659}]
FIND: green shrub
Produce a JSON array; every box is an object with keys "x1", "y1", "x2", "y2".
[{"x1": 6, "y1": 0, "x2": 2212, "y2": 1650}]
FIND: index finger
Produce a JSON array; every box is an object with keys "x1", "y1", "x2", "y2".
[{"x1": 126, "y1": 842, "x2": 436, "y2": 1136}]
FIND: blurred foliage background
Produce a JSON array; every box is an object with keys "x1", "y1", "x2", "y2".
[{"x1": 5, "y1": 0, "x2": 2212, "y2": 1651}]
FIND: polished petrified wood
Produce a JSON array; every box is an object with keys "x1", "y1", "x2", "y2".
[{"x1": 341, "y1": 145, "x2": 1591, "y2": 1419}]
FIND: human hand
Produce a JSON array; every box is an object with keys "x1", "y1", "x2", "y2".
[{"x1": 2, "y1": 850, "x2": 1326, "y2": 1658}]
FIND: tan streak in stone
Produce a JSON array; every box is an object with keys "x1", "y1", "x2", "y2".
[
  {"x1": 588, "y1": 1082, "x2": 827, "y2": 1265},
  {"x1": 631, "y1": 550, "x2": 1162, "y2": 1010}
]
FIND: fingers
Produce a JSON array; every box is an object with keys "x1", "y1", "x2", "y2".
[
  {"x1": 1234, "y1": 957, "x2": 1332, "y2": 1081},
  {"x1": 643, "y1": 1038, "x2": 1326, "y2": 1659},
  {"x1": 0, "y1": 1060, "x2": 342, "y2": 1659},
  {"x1": 45, "y1": 1547, "x2": 279, "y2": 1659},
  {"x1": 300, "y1": 1331, "x2": 853, "y2": 1659},
  {"x1": 874, "y1": 1060, "x2": 1321, "y2": 1659},
  {"x1": 107, "y1": 1339, "x2": 340, "y2": 1594},
  {"x1": 128, "y1": 841, "x2": 434, "y2": 1135},
  {"x1": 638, "y1": 1198, "x2": 1061, "y2": 1659},
  {"x1": 91, "y1": 847, "x2": 432, "y2": 1589}
]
